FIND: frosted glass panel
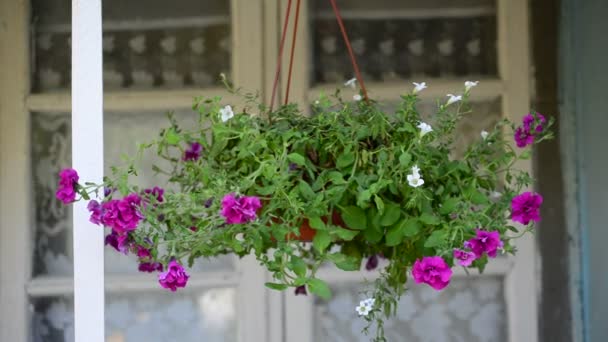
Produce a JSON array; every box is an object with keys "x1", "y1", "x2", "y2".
[
  {"x1": 31, "y1": 288, "x2": 237, "y2": 342},
  {"x1": 314, "y1": 277, "x2": 506, "y2": 342},
  {"x1": 31, "y1": 0, "x2": 230, "y2": 91},
  {"x1": 31, "y1": 111, "x2": 233, "y2": 276},
  {"x1": 311, "y1": 0, "x2": 497, "y2": 84}
]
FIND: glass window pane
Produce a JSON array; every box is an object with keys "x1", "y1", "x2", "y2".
[
  {"x1": 310, "y1": 0, "x2": 497, "y2": 84},
  {"x1": 31, "y1": 287, "x2": 237, "y2": 342},
  {"x1": 31, "y1": 111, "x2": 233, "y2": 276},
  {"x1": 314, "y1": 277, "x2": 507, "y2": 342},
  {"x1": 32, "y1": 0, "x2": 231, "y2": 92}
]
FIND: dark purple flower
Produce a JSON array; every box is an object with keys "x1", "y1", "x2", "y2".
[
  {"x1": 464, "y1": 229, "x2": 503, "y2": 258},
  {"x1": 295, "y1": 285, "x2": 307, "y2": 296},
  {"x1": 139, "y1": 262, "x2": 163, "y2": 273},
  {"x1": 183, "y1": 142, "x2": 203, "y2": 161},
  {"x1": 101, "y1": 194, "x2": 143, "y2": 234},
  {"x1": 511, "y1": 192, "x2": 543, "y2": 225},
  {"x1": 105, "y1": 231, "x2": 130, "y2": 254},
  {"x1": 136, "y1": 246, "x2": 151, "y2": 259},
  {"x1": 514, "y1": 113, "x2": 546, "y2": 148},
  {"x1": 204, "y1": 197, "x2": 214, "y2": 208},
  {"x1": 453, "y1": 248, "x2": 477, "y2": 267},
  {"x1": 144, "y1": 186, "x2": 164, "y2": 203},
  {"x1": 412, "y1": 256, "x2": 452, "y2": 291},
  {"x1": 158, "y1": 260, "x2": 189, "y2": 291},
  {"x1": 104, "y1": 187, "x2": 115, "y2": 198},
  {"x1": 87, "y1": 200, "x2": 103, "y2": 225},
  {"x1": 56, "y1": 168, "x2": 79, "y2": 204},
  {"x1": 220, "y1": 194, "x2": 262, "y2": 224},
  {"x1": 288, "y1": 163, "x2": 299, "y2": 171},
  {"x1": 365, "y1": 255, "x2": 379, "y2": 271}
]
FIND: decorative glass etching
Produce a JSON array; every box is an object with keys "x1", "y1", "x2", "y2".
[
  {"x1": 314, "y1": 276, "x2": 506, "y2": 342},
  {"x1": 31, "y1": 288, "x2": 237, "y2": 342},
  {"x1": 31, "y1": 111, "x2": 233, "y2": 276},
  {"x1": 31, "y1": 0, "x2": 230, "y2": 91},
  {"x1": 311, "y1": 0, "x2": 497, "y2": 84}
]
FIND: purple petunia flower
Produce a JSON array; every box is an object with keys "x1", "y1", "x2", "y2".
[
  {"x1": 105, "y1": 231, "x2": 130, "y2": 254},
  {"x1": 220, "y1": 194, "x2": 262, "y2": 224},
  {"x1": 144, "y1": 186, "x2": 164, "y2": 203},
  {"x1": 514, "y1": 113, "x2": 546, "y2": 148},
  {"x1": 453, "y1": 248, "x2": 477, "y2": 266},
  {"x1": 365, "y1": 255, "x2": 379, "y2": 271},
  {"x1": 158, "y1": 260, "x2": 189, "y2": 291},
  {"x1": 139, "y1": 262, "x2": 163, "y2": 273},
  {"x1": 56, "y1": 168, "x2": 79, "y2": 204},
  {"x1": 204, "y1": 197, "x2": 214, "y2": 208},
  {"x1": 295, "y1": 285, "x2": 308, "y2": 296},
  {"x1": 183, "y1": 142, "x2": 203, "y2": 161},
  {"x1": 412, "y1": 256, "x2": 452, "y2": 291},
  {"x1": 136, "y1": 246, "x2": 151, "y2": 259},
  {"x1": 511, "y1": 192, "x2": 543, "y2": 225},
  {"x1": 464, "y1": 229, "x2": 503, "y2": 258},
  {"x1": 87, "y1": 200, "x2": 103, "y2": 225},
  {"x1": 101, "y1": 194, "x2": 143, "y2": 234}
]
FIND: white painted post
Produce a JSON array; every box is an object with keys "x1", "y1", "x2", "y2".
[{"x1": 72, "y1": 1, "x2": 105, "y2": 342}]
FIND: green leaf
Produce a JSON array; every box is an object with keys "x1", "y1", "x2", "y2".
[
  {"x1": 439, "y1": 197, "x2": 459, "y2": 215},
  {"x1": 400, "y1": 218, "x2": 421, "y2": 237},
  {"x1": 331, "y1": 227, "x2": 360, "y2": 241},
  {"x1": 308, "y1": 278, "x2": 332, "y2": 299},
  {"x1": 374, "y1": 195, "x2": 385, "y2": 214},
  {"x1": 399, "y1": 152, "x2": 412, "y2": 167},
  {"x1": 424, "y1": 229, "x2": 447, "y2": 247},
  {"x1": 469, "y1": 190, "x2": 489, "y2": 205},
  {"x1": 298, "y1": 180, "x2": 315, "y2": 200},
  {"x1": 165, "y1": 128, "x2": 180, "y2": 145},
  {"x1": 289, "y1": 256, "x2": 307, "y2": 278},
  {"x1": 385, "y1": 225, "x2": 405, "y2": 246},
  {"x1": 265, "y1": 282, "x2": 288, "y2": 291},
  {"x1": 380, "y1": 203, "x2": 401, "y2": 227},
  {"x1": 336, "y1": 151, "x2": 355, "y2": 169},
  {"x1": 328, "y1": 253, "x2": 361, "y2": 271},
  {"x1": 308, "y1": 216, "x2": 326, "y2": 230},
  {"x1": 357, "y1": 189, "x2": 372, "y2": 207},
  {"x1": 419, "y1": 213, "x2": 440, "y2": 225},
  {"x1": 327, "y1": 171, "x2": 346, "y2": 184},
  {"x1": 340, "y1": 206, "x2": 367, "y2": 230},
  {"x1": 287, "y1": 153, "x2": 306, "y2": 166},
  {"x1": 363, "y1": 223, "x2": 383, "y2": 243},
  {"x1": 313, "y1": 231, "x2": 331, "y2": 253}
]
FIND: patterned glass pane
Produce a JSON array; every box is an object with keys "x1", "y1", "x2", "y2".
[
  {"x1": 311, "y1": 0, "x2": 497, "y2": 84},
  {"x1": 314, "y1": 276, "x2": 506, "y2": 342},
  {"x1": 31, "y1": 111, "x2": 233, "y2": 276},
  {"x1": 32, "y1": 0, "x2": 230, "y2": 92},
  {"x1": 31, "y1": 287, "x2": 237, "y2": 342}
]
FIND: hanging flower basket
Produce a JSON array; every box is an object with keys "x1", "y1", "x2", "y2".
[{"x1": 55, "y1": 2, "x2": 552, "y2": 340}]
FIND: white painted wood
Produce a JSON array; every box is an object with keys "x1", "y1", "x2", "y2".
[
  {"x1": 71, "y1": 1, "x2": 105, "y2": 341},
  {"x1": 26, "y1": 272, "x2": 240, "y2": 297},
  {"x1": 26, "y1": 88, "x2": 241, "y2": 112},
  {"x1": 0, "y1": 0, "x2": 31, "y2": 341},
  {"x1": 498, "y1": 1, "x2": 538, "y2": 342}
]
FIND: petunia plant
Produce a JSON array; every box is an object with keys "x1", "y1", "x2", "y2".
[{"x1": 56, "y1": 80, "x2": 552, "y2": 341}]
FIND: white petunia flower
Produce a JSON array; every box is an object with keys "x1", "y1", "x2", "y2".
[
  {"x1": 411, "y1": 165, "x2": 421, "y2": 177},
  {"x1": 417, "y1": 122, "x2": 433, "y2": 136},
  {"x1": 353, "y1": 94, "x2": 362, "y2": 102},
  {"x1": 407, "y1": 173, "x2": 424, "y2": 188},
  {"x1": 362, "y1": 298, "x2": 376, "y2": 307},
  {"x1": 219, "y1": 105, "x2": 234, "y2": 122},
  {"x1": 465, "y1": 81, "x2": 479, "y2": 92},
  {"x1": 481, "y1": 130, "x2": 489, "y2": 140},
  {"x1": 446, "y1": 94, "x2": 462, "y2": 106},
  {"x1": 356, "y1": 303, "x2": 371, "y2": 316},
  {"x1": 344, "y1": 78, "x2": 357, "y2": 89},
  {"x1": 413, "y1": 82, "x2": 427, "y2": 93}
]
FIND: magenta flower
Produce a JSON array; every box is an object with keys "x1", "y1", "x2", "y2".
[
  {"x1": 139, "y1": 262, "x2": 163, "y2": 273},
  {"x1": 87, "y1": 200, "x2": 103, "y2": 225},
  {"x1": 101, "y1": 194, "x2": 143, "y2": 234},
  {"x1": 158, "y1": 260, "x2": 189, "y2": 292},
  {"x1": 514, "y1": 113, "x2": 546, "y2": 148},
  {"x1": 295, "y1": 285, "x2": 308, "y2": 296},
  {"x1": 365, "y1": 255, "x2": 379, "y2": 271},
  {"x1": 220, "y1": 194, "x2": 262, "y2": 224},
  {"x1": 412, "y1": 256, "x2": 452, "y2": 291},
  {"x1": 55, "y1": 168, "x2": 79, "y2": 204},
  {"x1": 105, "y1": 231, "x2": 130, "y2": 254},
  {"x1": 143, "y1": 186, "x2": 164, "y2": 203},
  {"x1": 136, "y1": 246, "x2": 151, "y2": 259},
  {"x1": 453, "y1": 248, "x2": 477, "y2": 266},
  {"x1": 511, "y1": 192, "x2": 543, "y2": 225},
  {"x1": 464, "y1": 229, "x2": 503, "y2": 258},
  {"x1": 183, "y1": 142, "x2": 203, "y2": 161}
]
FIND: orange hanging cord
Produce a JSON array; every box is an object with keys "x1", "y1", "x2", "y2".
[{"x1": 270, "y1": 0, "x2": 369, "y2": 110}]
